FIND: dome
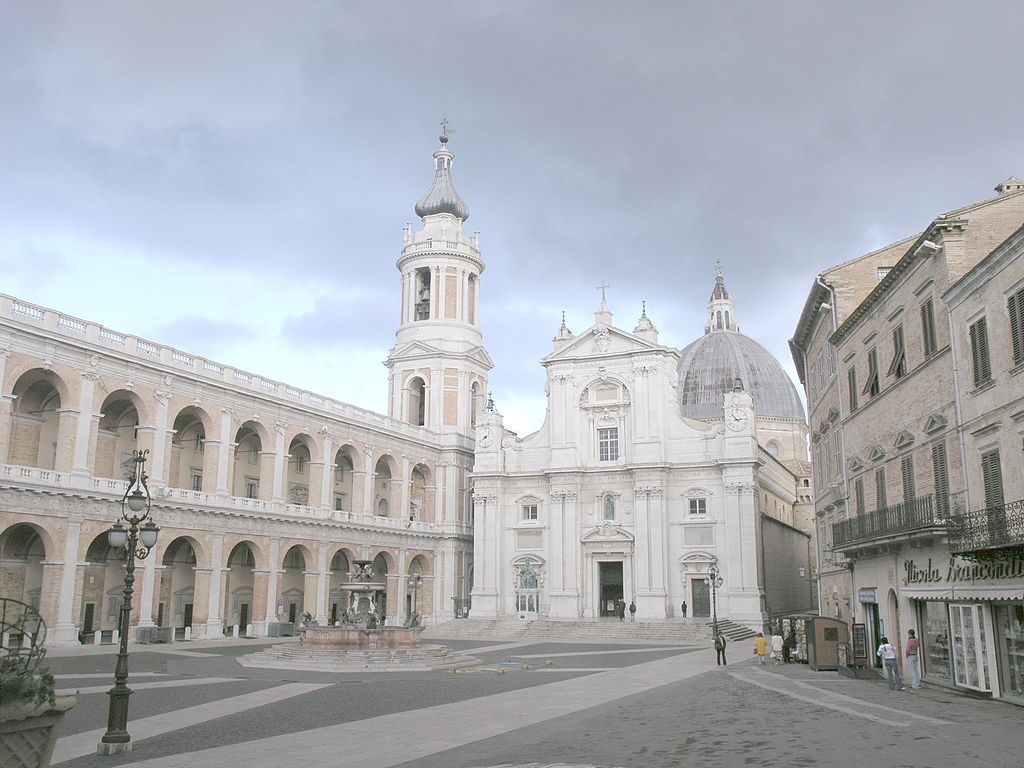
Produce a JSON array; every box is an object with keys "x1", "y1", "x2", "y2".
[
  {"x1": 677, "y1": 331, "x2": 805, "y2": 421},
  {"x1": 414, "y1": 134, "x2": 470, "y2": 221}
]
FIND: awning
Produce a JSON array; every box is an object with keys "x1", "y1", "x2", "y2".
[{"x1": 903, "y1": 586, "x2": 1024, "y2": 602}]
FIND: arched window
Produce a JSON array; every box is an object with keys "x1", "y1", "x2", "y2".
[
  {"x1": 408, "y1": 377, "x2": 426, "y2": 426},
  {"x1": 377, "y1": 498, "x2": 389, "y2": 517},
  {"x1": 604, "y1": 495, "x2": 615, "y2": 520}
]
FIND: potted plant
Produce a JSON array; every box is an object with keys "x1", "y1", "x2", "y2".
[{"x1": 0, "y1": 599, "x2": 76, "y2": 768}]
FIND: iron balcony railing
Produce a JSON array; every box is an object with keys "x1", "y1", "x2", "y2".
[
  {"x1": 833, "y1": 495, "x2": 945, "y2": 548},
  {"x1": 947, "y1": 499, "x2": 1024, "y2": 554}
]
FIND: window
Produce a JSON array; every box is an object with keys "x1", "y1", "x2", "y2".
[
  {"x1": 818, "y1": 350, "x2": 825, "y2": 392},
  {"x1": 921, "y1": 298, "x2": 938, "y2": 358},
  {"x1": 414, "y1": 267, "x2": 431, "y2": 321},
  {"x1": 862, "y1": 348, "x2": 880, "y2": 398},
  {"x1": 1009, "y1": 287, "x2": 1024, "y2": 367},
  {"x1": 932, "y1": 442, "x2": 949, "y2": 517},
  {"x1": 688, "y1": 498, "x2": 707, "y2": 516},
  {"x1": 981, "y1": 450, "x2": 1004, "y2": 510},
  {"x1": 887, "y1": 325, "x2": 907, "y2": 379},
  {"x1": 815, "y1": 445, "x2": 823, "y2": 488},
  {"x1": 847, "y1": 367, "x2": 858, "y2": 411},
  {"x1": 833, "y1": 432, "x2": 842, "y2": 480},
  {"x1": 969, "y1": 318, "x2": 992, "y2": 387},
  {"x1": 194, "y1": 433, "x2": 205, "y2": 452},
  {"x1": 245, "y1": 480, "x2": 258, "y2": 499},
  {"x1": 824, "y1": 435, "x2": 832, "y2": 482},
  {"x1": 598, "y1": 427, "x2": 619, "y2": 461},
  {"x1": 335, "y1": 496, "x2": 345, "y2": 511},
  {"x1": 191, "y1": 472, "x2": 203, "y2": 492},
  {"x1": 827, "y1": 343, "x2": 835, "y2": 375},
  {"x1": 603, "y1": 495, "x2": 615, "y2": 520},
  {"x1": 875, "y1": 467, "x2": 887, "y2": 510},
  {"x1": 247, "y1": 446, "x2": 259, "y2": 465},
  {"x1": 296, "y1": 456, "x2": 306, "y2": 473},
  {"x1": 809, "y1": 363, "x2": 817, "y2": 400},
  {"x1": 522, "y1": 503, "x2": 538, "y2": 521},
  {"x1": 900, "y1": 455, "x2": 915, "y2": 508},
  {"x1": 854, "y1": 477, "x2": 865, "y2": 516}
]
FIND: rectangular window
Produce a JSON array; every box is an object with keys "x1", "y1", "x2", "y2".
[
  {"x1": 335, "y1": 496, "x2": 345, "y2": 511},
  {"x1": 862, "y1": 348, "x2": 880, "y2": 397},
  {"x1": 875, "y1": 467, "x2": 887, "y2": 511},
  {"x1": 245, "y1": 480, "x2": 258, "y2": 499},
  {"x1": 522, "y1": 503, "x2": 538, "y2": 521},
  {"x1": 921, "y1": 298, "x2": 938, "y2": 358},
  {"x1": 847, "y1": 367, "x2": 859, "y2": 411},
  {"x1": 191, "y1": 472, "x2": 203, "y2": 492},
  {"x1": 969, "y1": 318, "x2": 992, "y2": 387},
  {"x1": 824, "y1": 434, "x2": 833, "y2": 483},
  {"x1": 833, "y1": 432, "x2": 842, "y2": 479},
  {"x1": 194, "y1": 434, "x2": 205, "y2": 452},
  {"x1": 981, "y1": 450, "x2": 1004, "y2": 510},
  {"x1": 815, "y1": 445, "x2": 823, "y2": 489},
  {"x1": 598, "y1": 427, "x2": 619, "y2": 461},
  {"x1": 296, "y1": 456, "x2": 305, "y2": 473},
  {"x1": 827, "y1": 343, "x2": 835, "y2": 375},
  {"x1": 932, "y1": 442, "x2": 949, "y2": 517},
  {"x1": 809, "y1": 363, "x2": 817, "y2": 400},
  {"x1": 900, "y1": 455, "x2": 915, "y2": 508},
  {"x1": 855, "y1": 477, "x2": 865, "y2": 516},
  {"x1": 818, "y1": 350, "x2": 825, "y2": 392},
  {"x1": 1009, "y1": 287, "x2": 1024, "y2": 367},
  {"x1": 887, "y1": 324, "x2": 907, "y2": 379},
  {"x1": 247, "y1": 448, "x2": 258, "y2": 465},
  {"x1": 688, "y1": 498, "x2": 707, "y2": 516}
]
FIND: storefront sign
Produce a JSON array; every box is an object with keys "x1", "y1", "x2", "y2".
[
  {"x1": 858, "y1": 588, "x2": 876, "y2": 603},
  {"x1": 904, "y1": 556, "x2": 1024, "y2": 585}
]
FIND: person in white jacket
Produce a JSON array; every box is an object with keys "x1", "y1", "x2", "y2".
[{"x1": 877, "y1": 636, "x2": 905, "y2": 690}]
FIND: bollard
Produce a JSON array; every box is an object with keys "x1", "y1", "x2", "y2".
[
  {"x1": 233, "y1": 624, "x2": 239, "y2": 638},
  {"x1": 111, "y1": 629, "x2": 119, "y2": 646},
  {"x1": 184, "y1": 626, "x2": 192, "y2": 641},
  {"x1": 94, "y1": 630, "x2": 102, "y2": 645},
  {"x1": 245, "y1": 624, "x2": 253, "y2": 637}
]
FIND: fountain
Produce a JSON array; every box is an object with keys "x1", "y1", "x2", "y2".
[{"x1": 238, "y1": 560, "x2": 476, "y2": 671}]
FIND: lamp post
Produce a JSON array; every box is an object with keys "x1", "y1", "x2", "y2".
[
  {"x1": 707, "y1": 560, "x2": 724, "y2": 637},
  {"x1": 98, "y1": 449, "x2": 159, "y2": 756},
  {"x1": 407, "y1": 574, "x2": 423, "y2": 627}
]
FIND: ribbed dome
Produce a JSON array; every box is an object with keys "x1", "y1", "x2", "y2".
[
  {"x1": 414, "y1": 135, "x2": 470, "y2": 221},
  {"x1": 677, "y1": 331, "x2": 805, "y2": 421}
]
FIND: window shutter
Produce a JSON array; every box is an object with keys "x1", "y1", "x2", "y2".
[
  {"x1": 875, "y1": 467, "x2": 887, "y2": 510},
  {"x1": 900, "y1": 455, "x2": 915, "y2": 508},
  {"x1": 921, "y1": 299, "x2": 937, "y2": 358},
  {"x1": 855, "y1": 477, "x2": 865, "y2": 516},
  {"x1": 932, "y1": 442, "x2": 949, "y2": 517},
  {"x1": 981, "y1": 450, "x2": 1004, "y2": 510},
  {"x1": 969, "y1": 318, "x2": 991, "y2": 386},
  {"x1": 1009, "y1": 289, "x2": 1024, "y2": 367},
  {"x1": 887, "y1": 325, "x2": 906, "y2": 376},
  {"x1": 862, "y1": 349, "x2": 879, "y2": 395},
  {"x1": 847, "y1": 367, "x2": 859, "y2": 411}
]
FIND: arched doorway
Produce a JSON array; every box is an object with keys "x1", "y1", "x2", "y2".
[
  {"x1": 407, "y1": 376, "x2": 426, "y2": 426},
  {"x1": 169, "y1": 408, "x2": 209, "y2": 492},
  {"x1": 0, "y1": 523, "x2": 46, "y2": 609},
  {"x1": 332, "y1": 446, "x2": 357, "y2": 511},
  {"x1": 280, "y1": 545, "x2": 309, "y2": 624},
  {"x1": 328, "y1": 548, "x2": 354, "y2": 625},
  {"x1": 232, "y1": 422, "x2": 264, "y2": 499},
  {"x1": 285, "y1": 437, "x2": 312, "y2": 506},
  {"x1": 95, "y1": 392, "x2": 142, "y2": 479},
  {"x1": 374, "y1": 456, "x2": 398, "y2": 517},
  {"x1": 224, "y1": 542, "x2": 256, "y2": 633},
  {"x1": 371, "y1": 552, "x2": 393, "y2": 621},
  {"x1": 80, "y1": 533, "x2": 124, "y2": 642},
  {"x1": 8, "y1": 370, "x2": 64, "y2": 469},
  {"x1": 160, "y1": 537, "x2": 198, "y2": 638}
]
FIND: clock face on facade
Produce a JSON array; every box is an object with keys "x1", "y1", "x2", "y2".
[{"x1": 727, "y1": 408, "x2": 748, "y2": 431}]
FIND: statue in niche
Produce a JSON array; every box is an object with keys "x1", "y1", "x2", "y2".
[{"x1": 519, "y1": 562, "x2": 538, "y2": 589}]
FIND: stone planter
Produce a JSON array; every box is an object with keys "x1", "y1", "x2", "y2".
[{"x1": 0, "y1": 696, "x2": 76, "y2": 768}]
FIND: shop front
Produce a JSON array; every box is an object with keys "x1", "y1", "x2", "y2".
[{"x1": 902, "y1": 554, "x2": 1024, "y2": 702}]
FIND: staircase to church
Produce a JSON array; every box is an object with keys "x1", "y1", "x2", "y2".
[{"x1": 423, "y1": 617, "x2": 749, "y2": 645}]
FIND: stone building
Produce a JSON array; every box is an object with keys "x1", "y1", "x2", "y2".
[
  {"x1": 792, "y1": 176, "x2": 1024, "y2": 701},
  {"x1": 0, "y1": 134, "x2": 481, "y2": 646},
  {"x1": 471, "y1": 271, "x2": 813, "y2": 628}
]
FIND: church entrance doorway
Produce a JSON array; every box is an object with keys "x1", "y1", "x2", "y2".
[
  {"x1": 598, "y1": 561, "x2": 623, "y2": 616},
  {"x1": 692, "y1": 578, "x2": 711, "y2": 617}
]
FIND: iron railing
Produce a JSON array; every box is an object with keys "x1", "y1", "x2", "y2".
[
  {"x1": 833, "y1": 495, "x2": 945, "y2": 547},
  {"x1": 947, "y1": 499, "x2": 1024, "y2": 554}
]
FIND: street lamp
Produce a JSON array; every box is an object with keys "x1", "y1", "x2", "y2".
[
  {"x1": 707, "y1": 560, "x2": 724, "y2": 637},
  {"x1": 98, "y1": 449, "x2": 159, "y2": 756},
  {"x1": 406, "y1": 574, "x2": 423, "y2": 627}
]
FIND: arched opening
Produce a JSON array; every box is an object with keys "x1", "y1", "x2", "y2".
[
  {"x1": 8, "y1": 370, "x2": 64, "y2": 469},
  {"x1": 78, "y1": 533, "x2": 125, "y2": 642},
  {"x1": 467, "y1": 273, "x2": 477, "y2": 325},
  {"x1": 286, "y1": 437, "x2": 312, "y2": 506},
  {"x1": 328, "y1": 547, "x2": 354, "y2": 625},
  {"x1": 414, "y1": 267, "x2": 431, "y2": 320},
  {"x1": 280, "y1": 545, "x2": 308, "y2": 625},
  {"x1": 406, "y1": 554, "x2": 434, "y2": 619},
  {"x1": 160, "y1": 537, "x2": 198, "y2": 638},
  {"x1": 374, "y1": 456, "x2": 398, "y2": 517},
  {"x1": 95, "y1": 392, "x2": 141, "y2": 479},
  {"x1": 407, "y1": 376, "x2": 426, "y2": 427},
  {"x1": 371, "y1": 551, "x2": 393, "y2": 620},
  {"x1": 332, "y1": 446, "x2": 357, "y2": 511},
  {"x1": 0, "y1": 523, "x2": 47, "y2": 610},
  {"x1": 410, "y1": 464, "x2": 432, "y2": 522},
  {"x1": 224, "y1": 542, "x2": 256, "y2": 633},
  {"x1": 232, "y1": 422, "x2": 264, "y2": 499},
  {"x1": 170, "y1": 408, "x2": 208, "y2": 492}
]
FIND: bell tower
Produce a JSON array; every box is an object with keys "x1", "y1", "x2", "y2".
[{"x1": 385, "y1": 129, "x2": 492, "y2": 434}]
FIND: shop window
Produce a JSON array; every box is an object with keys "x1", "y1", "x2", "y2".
[{"x1": 949, "y1": 603, "x2": 991, "y2": 691}]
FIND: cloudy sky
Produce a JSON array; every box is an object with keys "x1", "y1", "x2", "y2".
[{"x1": 2, "y1": 2, "x2": 1022, "y2": 435}]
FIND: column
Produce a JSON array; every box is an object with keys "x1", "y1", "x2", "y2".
[
  {"x1": 137, "y1": 552, "x2": 158, "y2": 628},
  {"x1": 433, "y1": 463, "x2": 446, "y2": 523},
  {"x1": 444, "y1": 463, "x2": 458, "y2": 523},
  {"x1": 51, "y1": 520, "x2": 82, "y2": 645},
  {"x1": 264, "y1": 538, "x2": 281, "y2": 623},
  {"x1": 148, "y1": 391, "x2": 170, "y2": 485},
  {"x1": 442, "y1": 545, "x2": 456, "y2": 620},
  {"x1": 400, "y1": 457, "x2": 411, "y2": 520},
  {"x1": 72, "y1": 372, "x2": 98, "y2": 477},
  {"x1": 315, "y1": 543, "x2": 329, "y2": 623},
  {"x1": 395, "y1": 548, "x2": 408, "y2": 625},
  {"x1": 430, "y1": 367, "x2": 443, "y2": 427},
  {"x1": 469, "y1": 492, "x2": 499, "y2": 616},
  {"x1": 251, "y1": 570, "x2": 270, "y2": 636},
  {"x1": 191, "y1": 568, "x2": 211, "y2": 637},
  {"x1": 0, "y1": 350, "x2": 12, "y2": 461},
  {"x1": 362, "y1": 447, "x2": 375, "y2": 513},
  {"x1": 204, "y1": 534, "x2": 225, "y2": 637},
  {"x1": 272, "y1": 421, "x2": 287, "y2": 502},
  {"x1": 216, "y1": 408, "x2": 233, "y2": 494},
  {"x1": 319, "y1": 432, "x2": 334, "y2": 509},
  {"x1": 302, "y1": 571, "x2": 319, "y2": 615}
]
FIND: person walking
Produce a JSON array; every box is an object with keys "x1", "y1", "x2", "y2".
[
  {"x1": 753, "y1": 632, "x2": 767, "y2": 666},
  {"x1": 617, "y1": 599, "x2": 625, "y2": 621},
  {"x1": 905, "y1": 629, "x2": 921, "y2": 689},
  {"x1": 628, "y1": 601, "x2": 637, "y2": 622},
  {"x1": 770, "y1": 632, "x2": 784, "y2": 664},
  {"x1": 877, "y1": 636, "x2": 904, "y2": 690},
  {"x1": 680, "y1": 601, "x2": 687, "y2": 617},
  {"x1": 715, "y1": 631, "x2": 728, "y2": 666}
]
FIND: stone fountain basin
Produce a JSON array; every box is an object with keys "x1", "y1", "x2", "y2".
[{"x1": 300, "y1": 625, "x2": 423, "y2": 650}]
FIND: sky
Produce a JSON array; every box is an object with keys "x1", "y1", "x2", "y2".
[{"x1": 2, "y1": 1, "x2": 1023, "y2": 436}]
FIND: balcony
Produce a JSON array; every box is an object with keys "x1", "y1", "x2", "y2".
[
  {"x1": 833, "y1": 495, "x2": 946, "y2": 550},
  {"x1": 947, "y1": 499, "x2": 1024, "y2": 560}
]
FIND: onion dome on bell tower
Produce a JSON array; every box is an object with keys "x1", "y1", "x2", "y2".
[{"x1": 414, "y1": 129, "x2": 470, "y2": 221}]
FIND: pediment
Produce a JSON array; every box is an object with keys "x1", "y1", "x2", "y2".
[
  {"x1": 893, "y1": 430, "x2": 915, "y2": 450},
  {"x1": 868, "y1": 444, "x2": 886, "y2": 462},
  {"x1": 388, "y1": 340, "x2": 442, "y2": 359},
  {"x1": 847, "y1": 457, "x2": 864, "y2": 472},
  {"x1": 544, "y1": 324, "x2": 663, "y2": 364},
  {"x1": 923, "y1": 412, "x2": 947, "y2": 434},
  {"x1": 581, "y1": 521, "x2": 635, "y2": 543}
]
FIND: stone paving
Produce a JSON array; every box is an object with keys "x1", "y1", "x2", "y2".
[{"x1": 43, "y1": 633, "x2": 1024, "y2": 768}]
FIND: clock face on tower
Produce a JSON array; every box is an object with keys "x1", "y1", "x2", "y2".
[{"x1": 727, "y1": 408, "x2": 748, "y2": 431}]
